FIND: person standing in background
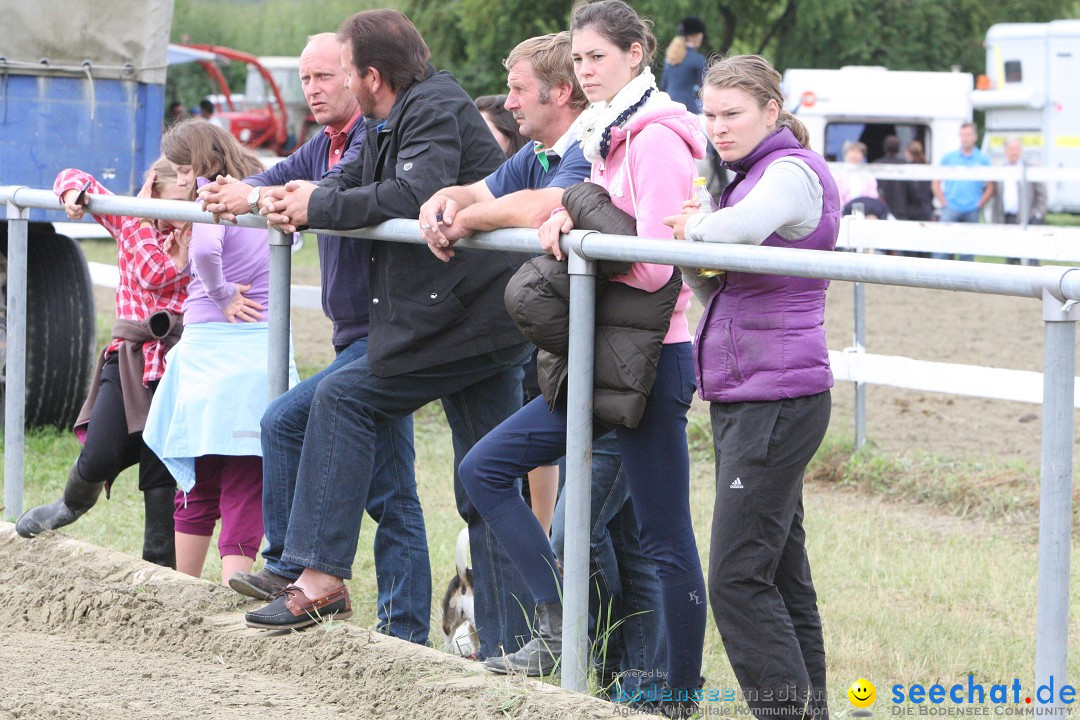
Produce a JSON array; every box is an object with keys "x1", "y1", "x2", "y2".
[
  {"x1": 660, "y1": 16, "x2": 707, "y2": 114},
  {"x1": 990, "y1": 137, "x2": 1047, "y2": 265},
  {"x1": 475, "y1": 95, "x2": 530, "y2": 158},
  {"x1": 834, "y1": 140, "x2": 878, "y2": 208},
  {"x1": 874, "y1": 135, "x2": 909, "y2": 220},
  {"x1": 932, "y1": 122, "x2": 993, "y2": 261}
]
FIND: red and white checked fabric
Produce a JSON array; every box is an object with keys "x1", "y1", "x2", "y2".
[{"x1": 53, "y1": 168, "x2": 190, "y2": 385}]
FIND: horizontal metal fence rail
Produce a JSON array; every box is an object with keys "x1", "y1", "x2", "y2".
[{"x1": 3, "y1": 186, "x2": 1076, "y2": 702}]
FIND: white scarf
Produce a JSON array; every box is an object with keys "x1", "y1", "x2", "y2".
[{"x1": 575, "y1": 67, "x2": 660, "y2": 165}]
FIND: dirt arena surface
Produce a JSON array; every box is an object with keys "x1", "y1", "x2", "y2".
[
  {"x1": 0, "y1": 525, "x2": 616, "y2": 720},
  {"x1": 823, "y1": 279, "x2": 1080, "y2": 469}
]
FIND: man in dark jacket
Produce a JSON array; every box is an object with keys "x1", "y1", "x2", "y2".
[
  {"x1": 197, "y1": 32, "x2": 430, "y2": 645},
  {"x1": 247, "y1": 10, "x2": 533, "y2": 661}
]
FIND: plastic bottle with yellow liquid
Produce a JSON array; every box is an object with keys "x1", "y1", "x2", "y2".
[{"x1": 690, "y1": 177, "x2": 724, "y2": 278}]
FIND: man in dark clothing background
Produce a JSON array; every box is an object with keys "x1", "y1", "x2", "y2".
[
  {"x1": 247, "y1": 9, "x2": 534, "y2": 660},
  {"x1": 873, "y1": 134, "x2": 908, "y2": 220}
]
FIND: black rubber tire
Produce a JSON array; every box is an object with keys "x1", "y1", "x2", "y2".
[{"x1": 0, "y1": 225, "x2": 97, "y2": 429}]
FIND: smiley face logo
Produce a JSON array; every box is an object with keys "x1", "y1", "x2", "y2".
[{"x1": 848, "y1": 678, "x2": 877, "y2": 709}]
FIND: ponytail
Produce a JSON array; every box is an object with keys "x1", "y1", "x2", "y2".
[
  {"x1": 665, "y1": 35, "x2": 687, "y2": 66},
  {"x1": 778, "y1": 110, "x2": 810, "y2": 148}
]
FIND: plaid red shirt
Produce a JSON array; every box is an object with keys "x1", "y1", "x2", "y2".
[{"x1": 53, "y1": 169, "x2": 190, "y2": 386}]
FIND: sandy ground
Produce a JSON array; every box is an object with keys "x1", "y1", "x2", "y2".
[
  {"x1": 0, "y1": 524, "x2": 616, "y2": 720},
  {"x1": 822, "y1": 279, "x2": 1080, "y2": 469}
]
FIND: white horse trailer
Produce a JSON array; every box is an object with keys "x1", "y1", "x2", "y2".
[
  {"x1": 781, "y1": 66, "x2": 974, "y2": 164},
  {"x1": 972, "y1": 20, "x2": 1080, "y2": 213}
]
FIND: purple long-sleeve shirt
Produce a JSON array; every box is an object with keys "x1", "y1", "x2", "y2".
[{"x1": 182, "y1": 220, "x2": 270, "y2": 324}]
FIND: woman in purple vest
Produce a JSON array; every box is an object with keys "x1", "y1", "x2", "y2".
[{"x1": 666, "y1": 54, "x2": 840, "y2": 720}]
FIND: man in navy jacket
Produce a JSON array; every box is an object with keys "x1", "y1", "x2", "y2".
[{"x1": 199, "y1": 32, "x2": 431, "y2": 644}]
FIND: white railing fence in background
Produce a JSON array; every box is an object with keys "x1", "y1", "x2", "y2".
[{"x1": 2, "y1": 185, "x2": 1077, "y2": 703}]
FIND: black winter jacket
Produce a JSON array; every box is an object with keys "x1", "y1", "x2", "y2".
[
  {"x1": 308, "y1": 65, "x2": 527, "y2": 376},
  {"x1": 505, "y1": 184, "x2": 681, "y2": 428}
]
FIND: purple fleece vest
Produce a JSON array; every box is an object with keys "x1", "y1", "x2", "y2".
[{"x1": 694, "y1": 127, "x2": 840, "y2": 403}]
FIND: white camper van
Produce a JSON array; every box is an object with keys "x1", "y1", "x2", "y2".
[
  {"x1": 972, "y1": 20, "x2": 1080, "y2": 213},
  {"x1": 782, "y1": 66, "x2": 974, "y2": 164}
]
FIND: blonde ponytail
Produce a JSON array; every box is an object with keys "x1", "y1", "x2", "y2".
[
  {"x1": 665, "y1": 35, "x2": 687, "y2": 66},
  {"x1": 778, "y1": 110, "x2": 810, "y2": 148}
]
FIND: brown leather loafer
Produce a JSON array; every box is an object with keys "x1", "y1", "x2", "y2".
[{"x1": 244, "y1": 585, "x2": 352, "y2": 630}]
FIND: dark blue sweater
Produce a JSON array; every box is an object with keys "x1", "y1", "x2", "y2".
[{"x1": 246, "y1": 119, "x2": 369, "y2": 347}]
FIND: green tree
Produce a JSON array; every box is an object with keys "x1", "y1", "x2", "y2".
[
  {"x1": 168, "y1": 0, "x2": 399, "y2": 110},
  {"x1": 167, "y1": 0, "x2": 1077, "y2": 108},
  {"x1": 770, "y1": 0, "x2": 1071, "y2": 73}
]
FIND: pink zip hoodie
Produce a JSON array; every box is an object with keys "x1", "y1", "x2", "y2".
[{"x1": 590, "y1": 98, "x2": 707, "y2": 344}]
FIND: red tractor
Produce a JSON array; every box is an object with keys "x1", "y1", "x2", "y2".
[{"x1": 175, "y1": 43, "x2": 313, "y2": 156}]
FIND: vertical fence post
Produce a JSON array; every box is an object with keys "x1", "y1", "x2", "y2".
[
  {"x1": 3, "y1": 197, "x2": 29, "y2": 521},
  {"x1": 1019, "y1": 162, "x2": 1029, "y2": 228},
  {"x1": 1035, "y1": 287, "x2": 1077, "y2": 707},
  {"x1": 851, "y1": 206, "x2": 868, "y2": 450},
  {"x1": 266, "y1": 226, "x2": 292, "y2": 400},
  {"x1": 561, "y1": 235, "x2": 597, "y2": 693}
]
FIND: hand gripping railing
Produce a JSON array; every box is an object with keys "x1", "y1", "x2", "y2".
[{"x1": 3, "y1": 185, "x2": 1077, "y2": 702}]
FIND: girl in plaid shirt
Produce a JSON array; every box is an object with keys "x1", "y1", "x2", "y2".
[{"x1": 16, "y1": 158, "x2": 191, "y2": 569}]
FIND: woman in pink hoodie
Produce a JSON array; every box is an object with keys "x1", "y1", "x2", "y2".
[{"x1": 458, "y1": 1, "x2": 707, "y2": 715}]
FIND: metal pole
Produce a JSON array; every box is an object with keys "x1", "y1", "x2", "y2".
[
  {"x1": 3, "y1": 199, "x2": 29, "y2": 521},
  {"x1": 561, "y1": 238, "x2": 597, "y2": 693},
  {"x1": 1034, "y1": 288, "x2": 1077, "y2": 708},
  {"x1": 267, "y1": 226, "x2": 292, "y2": 399},
  {"x1": 854, "y1": 281, "x2": 867, "y2": 450},
  {"x1": 852, "y1": 205, "x2": 868, "y2": 450}
]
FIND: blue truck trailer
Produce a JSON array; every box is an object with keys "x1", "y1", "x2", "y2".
[{"x1": 1, "y1": 0, "x2": 175, "y2": 427}]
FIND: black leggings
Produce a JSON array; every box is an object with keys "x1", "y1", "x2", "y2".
[{"x1": 76, "y1": 353, "x2": 174, "y2": 492}]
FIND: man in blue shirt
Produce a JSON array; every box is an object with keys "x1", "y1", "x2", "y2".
[
  {"x1": 420, "y1": 33, "x2": 667, "y2": 692},
  {"x1": 421, "y1": 36, "x2": 588, "y2": 259},
  {"x1": 932, "y1": 122, "x2": 994, "y2": 261},
  {"x1": 198, "y1": 32, "x2": 431, "y2": 645}
]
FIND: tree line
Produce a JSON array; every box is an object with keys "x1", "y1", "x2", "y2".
[{"x1": 169, "y1": 0, "x2": 1076, "y2": 110}]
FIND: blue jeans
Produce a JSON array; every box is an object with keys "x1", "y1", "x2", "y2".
[
  {"x1": 934, "y1": 207, "x2": 980, "y2": 261},
  {"x1": 550, "y1": 432, "x2": 666, "y2": 693},
  {"x1": 260, "y1": 337, "x2": 429, "y2": 643},
  {"x1": 461, "y1": 343, "x2": 705, "y2": 687},
  {"x1": 281, "y1": 341, "x2": 534, "y2": 660}
]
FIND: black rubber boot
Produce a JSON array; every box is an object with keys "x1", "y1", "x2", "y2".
[
  {"x1": 15, "y1": 463, "x2": 103, "y2": 538},
  {"x1": 482, "y1": 602, "x2": 562, "y2": 676},
  {"x1": 141, "y1": 486, "x2": 176, "y2": 569}
]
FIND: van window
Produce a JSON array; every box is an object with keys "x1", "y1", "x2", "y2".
[
  {"x1": 824, "y1": 122, "x2": 930, "y2": 162},
  {"x1": 1004, "y1": 60, "x2": 1022, "y2": 83}
]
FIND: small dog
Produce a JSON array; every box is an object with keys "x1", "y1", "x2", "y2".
[{"x1": 441, "y1": 527, "x2": 479, "y2": 657}]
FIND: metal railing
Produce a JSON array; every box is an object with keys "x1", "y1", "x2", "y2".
[{"x1": 2, "y1": 185, "x2": 1076, "y2": 703}]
